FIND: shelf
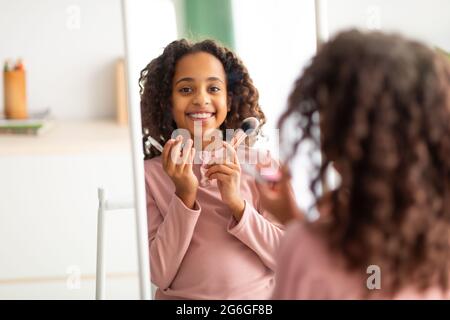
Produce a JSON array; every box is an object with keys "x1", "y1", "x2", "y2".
[{"x1": 0, "y1": 120, "x2": 131, "y2": 156}]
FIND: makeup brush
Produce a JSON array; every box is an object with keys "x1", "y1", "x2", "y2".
[
  {"x1": 232, "y1": 117, "x2": 260, "y2": 148},
  {"x1": 145, "y1": 135, "x2": 164, "y2": 153}
]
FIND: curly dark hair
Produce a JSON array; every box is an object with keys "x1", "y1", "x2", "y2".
[
  {"x1": 139, "y1": 39, "x2": 265, "y2": 160},
  {"x1": 279, "y1": 30, "x2": 450, "y2": 295}
]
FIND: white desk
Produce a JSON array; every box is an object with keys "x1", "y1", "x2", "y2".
[{"x1": 0, "y1": 120, "x2": 140, "y2": 299}]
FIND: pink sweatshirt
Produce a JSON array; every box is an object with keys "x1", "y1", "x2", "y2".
[
  {"x1": 144, "y1": 156, "x2": 284, "y2": 300},
  {"x1": 273, "y1": 221, "x2": 450, "y2": 299}
]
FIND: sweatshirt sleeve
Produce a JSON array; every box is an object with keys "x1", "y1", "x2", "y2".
[
  {"x1": 227, "y1": 200, "x2": 284, "y2": 271},
  {"x1": 146, "y1": 185, "x2": 201, "y2": 290}
]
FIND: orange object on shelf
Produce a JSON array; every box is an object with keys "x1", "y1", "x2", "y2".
[
  {"x1": 4, "y1": 68, "x2": 28, "y2": 119},
  {"x1": 115, "y1": 58, "x2": 128, "y2": 126}
]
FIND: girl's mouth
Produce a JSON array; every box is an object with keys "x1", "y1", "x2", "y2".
[{"x1": 186, "y1": 112, "x2": 215, "y2": 122}]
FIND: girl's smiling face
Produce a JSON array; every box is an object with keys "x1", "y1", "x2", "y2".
[{"x1": 171, "y1": 52, "x2": 228, "y2": 140}]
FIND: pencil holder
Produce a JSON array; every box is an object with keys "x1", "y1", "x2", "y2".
[{"x1": 4, "y1": 69, "x2": 28, "y2": 119}]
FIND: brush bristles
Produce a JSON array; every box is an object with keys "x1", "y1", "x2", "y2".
[{"x1": 241, "y1": 117, "x2": 260, "y2": 135}]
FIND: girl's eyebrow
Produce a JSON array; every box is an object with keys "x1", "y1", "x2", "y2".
[
  {"x1": 206, "y1": 77, "x2": 225, "y2": 83},
  {"x1": 175, "y1": 76, "x2": 225, "y2": 85}
]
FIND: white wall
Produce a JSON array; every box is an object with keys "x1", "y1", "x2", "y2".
[
  {"x1": 124, "y1": 0, "x2": 178, "y2": 121},
  {"x1": 232, "y1": 0, "x2": 317, "y2": 139},
  {"x1": 327, "y1": 0, "x2": 450, "y2": 51},
  {"x1": 232, "y1": 0, "x2": 318, "y2": 213},
  {"x1": 0, "y1": 0, "x2": 124, "y2": 120}
]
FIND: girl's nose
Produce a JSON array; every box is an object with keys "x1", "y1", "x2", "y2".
[{"x1": 193, "y1": 90, "x2": 211, "y2": 106}]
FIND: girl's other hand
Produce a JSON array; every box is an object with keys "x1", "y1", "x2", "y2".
[
  {"x1": 255, "y1": 165, "x2": 303, "y2": 225},
  {"x1": 162, "y1": 135, "x2": 198, "y2": 209},
  {"x1": 205, "y1": 141, "x2": 245, "y2": 221}
]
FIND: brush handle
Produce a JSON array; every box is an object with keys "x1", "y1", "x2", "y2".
[
  {"x1": 232, "y1": 129, "x2": 247, "y2": 149},
  {"x1": 146, "y1": 135, "x2": 164, "y2": 152},
  {"x1": 241, "y1": 163, "x2": 281, "y2": 184}
]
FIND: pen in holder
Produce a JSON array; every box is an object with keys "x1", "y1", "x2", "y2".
[{"x1": 3, "y1": 61, "x2": 28, "y2": 119}]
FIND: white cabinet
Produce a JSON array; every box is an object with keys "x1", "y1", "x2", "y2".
[{"x1": 0, "y1": 121, "x2": 140, "y2": 299}]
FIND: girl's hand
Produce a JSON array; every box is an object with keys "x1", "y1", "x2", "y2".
[
  {"x1": 255, "y1": 165, "x2": 303, "y2": 224},
  {"x1": 205, "y1": 141, "x2": 245, "y2": 221},
  {"x1": 162, "y1": 136, "x2": 198, "y2": 209}
]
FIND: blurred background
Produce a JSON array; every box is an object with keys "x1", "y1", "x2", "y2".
[{"x1": 0, "y1": 0, "x2": 449, "y2": 299}]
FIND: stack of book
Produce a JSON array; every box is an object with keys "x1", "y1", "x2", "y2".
[{"x1": 0, "y1": 108, "x2": 53, "y2": 135}]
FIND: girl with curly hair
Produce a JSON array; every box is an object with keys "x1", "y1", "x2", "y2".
[
  {"x1": 139, "y1": 39, "x2": 284, "y2": 299},
  {"x1": 256, "y1": 30, "x2": 450, "y2": 299}
]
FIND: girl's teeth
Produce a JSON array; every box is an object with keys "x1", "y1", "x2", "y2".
[{"x1": 189, "y1": 113, "x2": 213, "y2": 119}]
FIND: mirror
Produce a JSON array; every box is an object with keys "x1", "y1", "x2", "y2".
[
  {"x1": 122, "y1": 0, "x2": 319, "y2": 300},
  {"x1": 122, "y1": 0, "x2": 450, "y2": 300}
]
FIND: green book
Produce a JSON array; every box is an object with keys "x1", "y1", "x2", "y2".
[{"x1": 0, "y1": 109, "x2": 52, "y2": 135}]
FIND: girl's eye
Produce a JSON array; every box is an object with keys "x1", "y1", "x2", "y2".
[
  {"x1": 179, "y1": 87, "x2": 192, "y2": 94},
  {"x1": 209, "y1": 86, "x2": 220, "y2": 93}
]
